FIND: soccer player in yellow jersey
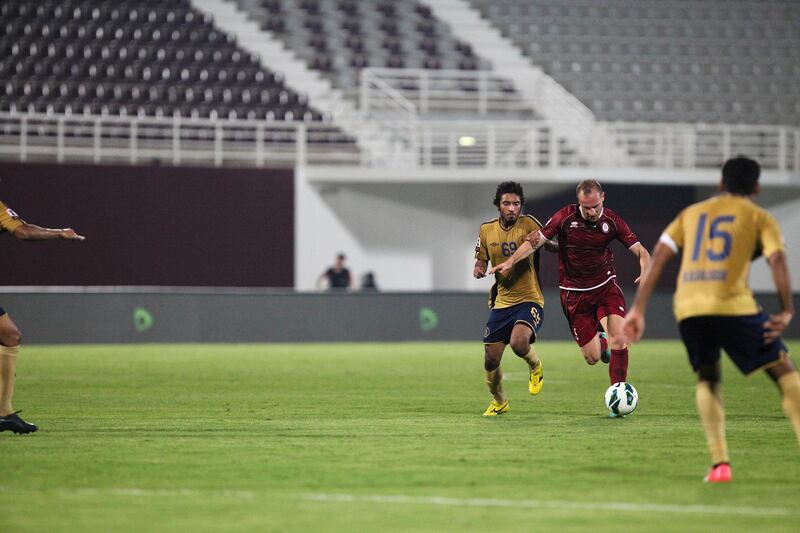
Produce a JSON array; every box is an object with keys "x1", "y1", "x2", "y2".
[
  {"x1": 0, "y1": 199, "x2": 85, "y2": 434},
  {"x1": 474, "y1": 182, "x2": 554, "y2": 416},
  {"x1": 623, "y1": 157, "x2": 797, "y2": 483}
]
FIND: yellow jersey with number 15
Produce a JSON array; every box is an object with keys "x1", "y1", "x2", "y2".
[
  {"x1": 660, "y1": 194, "x2": 785, "y2": 321},
  {"x1": 475, "y1": 214, "x2": 545, "y2": 309}
]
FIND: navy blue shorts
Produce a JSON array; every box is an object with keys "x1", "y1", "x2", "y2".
[
  {"x1": 678, "y1": 312, "x2": 789, "y2": 375},
  {"x1": 0, "y1": 306, "x2": 5, "y2": 316},
  {"x1": 483, "y1": 301, "x2": 544, "y2": 344}
]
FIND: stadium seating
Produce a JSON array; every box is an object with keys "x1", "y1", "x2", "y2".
[
  {"x1": 468, "y1": 0, "x2": 800, "y2": 125},
  {"x1": 236, "y1": 0, "x2": 490, "y2": 95},
  {"x1": 0, "y1": 0, "x2": 326, "y2": 122}
]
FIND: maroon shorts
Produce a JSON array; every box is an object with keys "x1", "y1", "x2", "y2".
[{"x1": 560, "y1": 280, "x2": 628, "y2": 347}]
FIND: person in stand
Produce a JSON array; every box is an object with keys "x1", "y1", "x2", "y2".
[
  {"x1": 318, "y1": 252, "x2": 352, "y2": 291},
  {"x1": 623, "y1": 156, "x2": 798, "y2": 483},
  {"x1": 0, "y1": 198, "x2": 85, "y2": 434}
]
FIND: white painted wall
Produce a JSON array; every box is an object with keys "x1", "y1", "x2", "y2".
[
  {"x1": 295, "y1": 169, "x2": 570, "y2": 292},
  {"x1": 749, "y1": 196, "x2": 800, "y2": 292}
]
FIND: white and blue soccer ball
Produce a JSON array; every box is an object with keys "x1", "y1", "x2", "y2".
[{"x1": 604, "y1": 382, "x2": 639, "y2": 416}]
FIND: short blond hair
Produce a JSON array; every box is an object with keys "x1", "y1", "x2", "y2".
[{"x1": 576, "y1": 179, "x2": 603, "y2": 196}]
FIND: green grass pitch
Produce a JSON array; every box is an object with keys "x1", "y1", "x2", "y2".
[{"x1": 2, "y1": 340, "x2": 798, "y2": 532}]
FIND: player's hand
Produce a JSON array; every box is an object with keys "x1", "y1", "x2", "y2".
[
  {"x1": 488, "y1": 260, "x2": 512, "y2": 275},
  {"x1": 622, "y1": 309, "x2": 645, "y2": 343},
  {"x1": 473, "y1": 266, "x2": 486, "y2": 279},
  {"x1": 61, "y1": 228, "x2": 86, "y2": 241},
  {"x1": 763, "y1": 311, "x2": 792, "y2": 343}
]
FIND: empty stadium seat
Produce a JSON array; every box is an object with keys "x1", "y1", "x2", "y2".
[{"x1": 0, "y1": 0, "x2": 327, "y2": 124}]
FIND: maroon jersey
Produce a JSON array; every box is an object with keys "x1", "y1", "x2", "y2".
[{"x1": 539, "y1": 204, "x2": 639, "y2": 290}]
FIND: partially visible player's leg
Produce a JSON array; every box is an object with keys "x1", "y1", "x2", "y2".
[
  {"x1": 0, "y1": 312, "x2": 37, "y2": 434},
  {"x1": 680, "y1": 317, "x2": 730, "y2": 481},
  {"x1": 509, "y1": 323, "x2": 542, "y2": 395},
  {"x1": 562, "y1": 290, "x2": 603, "y2": 364},
  {"x1": 602, "y1": 314, "x2": 629, "y2": 384},
  {"x1": 0, "y1": 312, "x2": 22, "y2": 416},
  {"x1": 696, "y1": 363, "x2": 729, "y2": 468},
  {"x1": 598, "y1": 283, "x2": 630, "y2": 383},
  {"x1": 483, "y1": 342, "x2": 508, "y2": 415},
  {"x1": 766, "y1": 357, "x2": 800, "y2": 445}
]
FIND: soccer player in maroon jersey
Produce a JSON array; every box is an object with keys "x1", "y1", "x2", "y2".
[{"x1": 490, "y1": 180, "x2": 650, "y2": 386}]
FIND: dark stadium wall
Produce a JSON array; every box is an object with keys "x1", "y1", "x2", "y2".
[
  {"x1": 524, "y1": 184, "x2": 694, "y2": 291},
  {"x1": 1, "y1": 290, "x2": 796, "y2": 343},
  {"x1": 0, "y1": 162, "x2": 294, "y2": 287}
]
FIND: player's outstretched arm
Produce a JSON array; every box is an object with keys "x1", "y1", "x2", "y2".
[
  {"x1": 13, "y1": 223, "x2": 85, "y2": 241},
  {"x1": 629, "y1": 242, "x2": 651, "y2": 284},
  {"x1": 763, "y1": 250, "x2": 794, "y2": 342},
  {"x1": 623, "y1": 241, "x2": 674, "y2": 343}
]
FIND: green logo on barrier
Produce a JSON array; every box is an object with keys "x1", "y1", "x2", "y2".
[
  {"x1": 419, "y1": 307, "x2": 438, "y2": 332},
  {"x1": 133, "y1": 307, "x2": 154, "y2": 333}
]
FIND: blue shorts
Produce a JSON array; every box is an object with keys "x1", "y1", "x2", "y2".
[
  {"x1": 483, "y1": 301, "x2": 544, "y2": 344},
  {"x1": 678, "y1": 312, "x2": 789, "y2": 375},
  {"x1": 0, "y1": 306, "x2": 5, "y2": 316}
]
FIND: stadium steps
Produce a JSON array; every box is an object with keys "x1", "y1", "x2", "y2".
[
  {"x1": 425, "y1": 0, "x2": 631, "y2": 166},
  {"x1": 191, "y1": 0, "x2": 409, "y2": 165}
]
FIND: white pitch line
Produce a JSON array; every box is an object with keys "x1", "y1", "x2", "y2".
[
  {"x1": 301, "y1": 493, "x2": 792, "y2": 517},
  {"x1": 0, "y1": 486, "x2": 257, "y2": 500}
]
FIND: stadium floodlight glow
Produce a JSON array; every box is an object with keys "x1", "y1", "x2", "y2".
[{"x1": 458, "y1": 135, "x2": 476, "y2": 147}]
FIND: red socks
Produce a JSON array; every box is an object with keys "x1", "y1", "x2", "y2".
[{"x1": 609, "y1": 348, "x2": 629, "y2": 383}]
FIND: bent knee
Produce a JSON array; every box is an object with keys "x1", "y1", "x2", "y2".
[
  {"x1": 510, "y1": 342, "x2": 530, "y2": 357},
  {"x1": 607, "y1": 334, "x2": 626, "y2": 350},
  {"x1": 583, "y1": 353, "x2": 599, "y2": 365},
  {"x1": 0, "y1": 328, "x2": 21, "y2": 347}
]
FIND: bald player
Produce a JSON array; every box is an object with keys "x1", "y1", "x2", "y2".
[
  {"x1": 623, "y1": 156, "x2": 797, "y2": 483},
  {"x1": 0, "y1": 199, "x2": 85, "y2": 434},
  {"x1": 474, "y1": 181, "x2": 555, "y2": 416}
]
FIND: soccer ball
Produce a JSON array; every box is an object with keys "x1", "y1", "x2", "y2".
[{"x1": 604, "y1": 382, "x2": 639, "y2": 416}]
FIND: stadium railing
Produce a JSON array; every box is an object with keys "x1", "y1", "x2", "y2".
[{"x1": 1, "y1": 111, "x2": 798, "y2": 174}]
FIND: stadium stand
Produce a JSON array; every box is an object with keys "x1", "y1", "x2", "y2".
[
  {"x1": 236, "y1": 0, "x2": 490, "y2": 94},
  {"x1": 0, "y1": 0, "x2": 326, "y2": 122},
  {"x1": 467, "y1": 0, "x2": 800, "y2": 125}
]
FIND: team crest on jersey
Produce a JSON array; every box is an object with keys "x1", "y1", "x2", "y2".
[
  {"x1": 570, "y1": 221, "x2": 579, "y2": 228},
  {"x1": 601, "y1": 221, "x2": 609, "y2": 233}
]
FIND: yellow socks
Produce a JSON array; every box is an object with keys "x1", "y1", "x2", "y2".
[
  {"x1": 519, "y1": 348, "x2": 541, "y2": 372},
  {"x1": 696, "y1": 381, "x2": 729, "y2": 465},
  {"x1": 778, "y1": 371, "x2": 800, "y2": 445},
  {"x1": 485, "y1": 367, "x2": 505, "y2": 403},
  {"x1": 0, "y1": 345, "x2": 20, "y2": 416}
]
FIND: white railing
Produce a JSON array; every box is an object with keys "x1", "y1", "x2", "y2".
[
  {"x1": 360, "y1": 68, "x2": 536, "y2": 117},
  {"x1": 600, "y1": 122, "x2": 800, "y2": 172},
  {"x1": 1, "y1": 112, "x2": 798, "y2": 176},
  {"x1": 0, "y1": 112, "x2": 359, "y2": 167}
]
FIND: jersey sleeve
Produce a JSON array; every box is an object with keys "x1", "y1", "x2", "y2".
[
  {"x1": 613, "y1": 212, "x2": 639, "y2": 248},
  {"x1": 757, "y1": 210, "x2": 785, "y2": 258},
  {"x1": 539, "y1": 207, "x2": 567, "y2": 240},
  {"x1": 0, "y1": 201, "x2": 23, "y2": 234},
  {"x1": 661, "y1": 209, "x2": 686, "y2": 252},
  {"x1": 474, "y1": 225, "x2": 489, "y2": 262}
]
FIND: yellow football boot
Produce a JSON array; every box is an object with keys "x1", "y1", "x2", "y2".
[
  {"x1": 529, "y1": 362, "x2": 543, "y2": 395},
  {"x1": 483, "y1": 400, "x2": 509, "y2": 416}
]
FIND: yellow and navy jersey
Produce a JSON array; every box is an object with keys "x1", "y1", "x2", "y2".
[
  {"x1": 660, "y1": 194, "x2": 785, "y2": 321},
  {"x1": 0, "y1": 200, "x2": 23, "y2": 234},
  {"x1": 475, "y1": 214, "x2": 545, "y2": 309}
]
